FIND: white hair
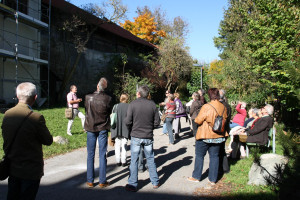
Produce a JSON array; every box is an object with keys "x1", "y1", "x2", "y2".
[
  {"x1": 16, "y1": 82, "x2": 37, "y2": 102},
  {"x1": 219, "y1": 89, "x2": 225, "y2": 100},
  {"x1": 264, "y1": 104, "x2": 274, "y2": 115},
  {"x1": 97, "y1": 78, "x2": 107, "y2": 92}
]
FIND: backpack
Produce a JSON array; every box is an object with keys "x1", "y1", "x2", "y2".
[{"x1": 207, "y1": 103, "x2": 226, "y2": 134}]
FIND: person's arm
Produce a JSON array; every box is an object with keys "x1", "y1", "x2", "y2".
[
  {"x1": 154, "y1": 107, "x2": 160, "y2": 128},
  {"x1": 190, "y1": 102, "x2": 195, "y2": 115},
  {"x1": 247, "y1": 118, "x2": 270, "y2": 136},
  {"x1": 67, "y1": 93, "x2": 82, "y2": 104},
  {"x1": 175, "y1": 101, "x2": 180, "y2": 113},
  {"x1": 124, "y1": 104, "x2": 133, "y2": 130},
  {"x1": 36, "y1": 114, "x2": 53, "y2": 146},
  {"x1": 195, "y1": 105, "x2": 208, "y2": 125}
]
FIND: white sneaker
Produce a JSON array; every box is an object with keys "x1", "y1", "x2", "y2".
[{"x1": 67, "y1": 132, "x2": 72, "y2": 136}]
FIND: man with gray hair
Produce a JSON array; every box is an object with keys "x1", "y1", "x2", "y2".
[
  {"x1": 245, "y1": 104, "x2": 274, "y2": 145},
  {"x1": 125, "y1": 85, "x2": 160, "y2": 192},
  {"x1": 1, "y1": 82, "x2": 53, "y2": 199},
  {"x1": 84, "y1": 77, "x2": 112, "y2": 188}
]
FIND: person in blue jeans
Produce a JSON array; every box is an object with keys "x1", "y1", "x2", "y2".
[
  {"x1": 188, "y1": 88, "x2": 228, "y2": 186},
  {"x1": 159, "y1": 90, "x2": 170, "y2": 136},
  {"x1": 165, "y1": 94, "x2": 176, "y2": 145},
  {"x1": 84, "y1": 78, "x2": 112, "y2": 188},
  {"x1": 124, "y1": 85, "x2": 161, "y2": 192}
]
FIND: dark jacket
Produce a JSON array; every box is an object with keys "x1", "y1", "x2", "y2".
[
  {"x1": 111, "y1": 103, "x2": 129, "y2": 139},
  {"x1": 125, "y1": 97, "x2": 160, "y2": 139},
  {"x1": 220, "y1": 100, "x2": 232, "y2": 133},
  {"x1": 190, "y1": 100, "x2": 202, "y2": 120},
  {"x1": 1, "y1": 103, "x2": 53, "y2": 180},
  {"x1": 84, "y1": 91, "x2": 112, "y2": 132},
  {"x1": 246, "y1": 115, "x2": 273, "y2": 145}
]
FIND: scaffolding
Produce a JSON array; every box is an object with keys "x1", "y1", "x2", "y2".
[{"x1": 0, "y1": 0, "x2": 51, "y2": 107}]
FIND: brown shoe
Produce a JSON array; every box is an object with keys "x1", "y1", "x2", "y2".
[
  {"x1": 153, "y1": 184, "x2": 161, "y2": 189},
  {"x1": 86, "y1": 182, "x2": 94, "y2": 188},
  {"x1": 99, "y1": 181, "x2": 110, "y2": 188}
]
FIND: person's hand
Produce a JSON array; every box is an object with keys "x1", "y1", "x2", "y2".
[{"x1": 78, "y1": 98, "x2": 82, "y2": 102}]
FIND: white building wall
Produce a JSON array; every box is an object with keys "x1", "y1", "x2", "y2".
[{"x1": 0, "y1": 0, "x2": 42, "y2": 104}]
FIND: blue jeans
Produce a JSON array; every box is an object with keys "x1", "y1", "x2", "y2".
[
  {"x1": 7, "y1": 175, "x2": 40, "y2": 200},
  {"x1": 192, "y1": 140, "x2": 221, "y2": 183},
  {"x1": 128, "y1": 137, "x2": 159, "y2": 188},
  {"x1": 230, "y1": 122, "x2": 239, "y2": 129},
  {"x1": 162, "y1": 123, "x2": 167, "y2": 134},
  {"x1": 87, "y1": 130, "x2": 108, "y2": 184},
  {"x1": 165, "y1": 117, "x2": 174, "y2": 144}
]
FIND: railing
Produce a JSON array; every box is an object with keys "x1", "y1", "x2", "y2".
[
  {"x1": 0, "y1": 28, "x2": 48, "y2": 59},
  {"x1": 1, "y1": 0, "x2": 49, "y2": 21}
]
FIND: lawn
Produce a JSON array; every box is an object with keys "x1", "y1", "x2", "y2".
[{"x1": 0, "y1": 107, "x2": 87, "y2": 158}]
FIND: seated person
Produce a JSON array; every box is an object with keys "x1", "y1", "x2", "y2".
[
  {"x1": 244, "y1": 108, "x2": 260, "y2": 129},
  {"x1": 230, "y1": 102, "x2": 247, "y2": 129},
  {"x1": 244, "y1": 104, "x2": 273, "y2": 145},
  {"x1": 227, "y1": 108, "x2": 259, "y2": 151},
  {"x1": 231, "y1": 104, "x2": 273, "y2": 158}
]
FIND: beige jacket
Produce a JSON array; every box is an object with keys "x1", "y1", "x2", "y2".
[{"x1": 195, "y1": 100, "x2": 228, "y2": 140}]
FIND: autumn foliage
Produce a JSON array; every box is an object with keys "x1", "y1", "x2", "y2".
[{"x1": 120, "y1": 12, "x2": 166, "y2": 44}]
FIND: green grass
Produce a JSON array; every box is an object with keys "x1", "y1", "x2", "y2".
[
  {"x1": 0, "y1": 107, "x2": 87, "y2": 159},
  {"x1": 221, "y1": 137, "x2": 284, "y2": 199},
  {"x1": 221, "y1": 156, "x2": 277, "y2": 199}
]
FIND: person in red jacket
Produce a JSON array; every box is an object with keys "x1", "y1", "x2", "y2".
[{"x1": 230, "y1": 102, "x2": 247, "y2": 129}]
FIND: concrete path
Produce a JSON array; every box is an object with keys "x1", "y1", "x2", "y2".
[{"x1": 0, "y1": 118, "x2": 211, "y2": 200}]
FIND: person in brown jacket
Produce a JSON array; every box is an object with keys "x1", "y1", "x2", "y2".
[
  {"x1": 1, "y1": 82, "x2": 53, "y2": 199},
  {"x1": 188, "y1": 88, "x2": 228, "y2": 186}
]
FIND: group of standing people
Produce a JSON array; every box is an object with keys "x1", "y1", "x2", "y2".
[{"x1": 1, "y1": 80, "x2": 275, "y2": 199}]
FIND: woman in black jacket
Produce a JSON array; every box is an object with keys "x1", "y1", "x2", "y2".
[{"x1": 189, "y1": 92, "x2": 203, "y2": 136}]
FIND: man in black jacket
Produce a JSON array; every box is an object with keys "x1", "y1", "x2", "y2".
[
  {"x1": 84, "y1": 77, "x2": 112, "y2": 188},
  {"x1": 125, "y1": 85, "x2": 160, "y2": 192}
]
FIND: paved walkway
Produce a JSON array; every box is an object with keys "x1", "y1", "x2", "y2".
[{"x1": 0, "y1": 118, "x2": 211, "y2": 200}]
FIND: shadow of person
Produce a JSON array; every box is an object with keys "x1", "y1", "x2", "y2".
[{"x1": 158, "y1": 156, "x2": 193, "y2": 185}]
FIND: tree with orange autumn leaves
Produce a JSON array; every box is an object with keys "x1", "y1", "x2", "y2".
[{"x1": 120, "y1": 12, "x2": 166, "y2": 45}]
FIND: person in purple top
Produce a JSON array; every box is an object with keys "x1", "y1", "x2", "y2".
[{"x1": 173, "y1": 93, "x2": 187, "y2": 139}]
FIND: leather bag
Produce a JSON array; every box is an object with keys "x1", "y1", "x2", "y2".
[
  {"x1": 207, "y1": 103, "x2": 226, "y2": 134},
  {"x1": 65, "y1": 108, "x2": 73, "y2": 119},
  {"x1": 161, "y1": 112, "x2": 168, "y2": 122}
]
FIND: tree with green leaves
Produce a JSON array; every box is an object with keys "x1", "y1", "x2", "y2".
[{"x1": 214, "y1": 0, "x2": 299, "y2": 110}]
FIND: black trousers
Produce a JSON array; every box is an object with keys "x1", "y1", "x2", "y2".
[
  {"x1": 219, "y1": 141, "x2": 230, "y2": 174},
  {"x1": 7, "y1": 175, "x2": 40, "y2": 200},
  {"x1": 191, "y1": 120, "x2": 198, "y2": 136}
]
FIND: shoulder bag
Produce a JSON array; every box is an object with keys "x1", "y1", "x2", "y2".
[
  {"x1": 65, "y1": 94, "x2": 73, "y2": 119},
  {"x1": 207, "y1": 103, "x2": 226, "y2": 134},
  {"x1": 110, "y1": 104, "x2": 118, "y2": 129},
  {"x1": 65, "y1": 93, "x2": 73, "y2": 119},
  {"x1": 0, "y1": 111, "x2": 33, "y2": 181}
]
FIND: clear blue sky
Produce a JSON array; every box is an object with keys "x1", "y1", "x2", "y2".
[{"x1": 69, "y1": 0, "x2": 228, "y2": 63}]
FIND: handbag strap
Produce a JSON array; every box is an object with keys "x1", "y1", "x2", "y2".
[
  {"x1": 4, "y1": 111, "x2": 33, "y2": 158},
  {"x1": 207, "y1": 103, "x2": 225, "y2": 116}
]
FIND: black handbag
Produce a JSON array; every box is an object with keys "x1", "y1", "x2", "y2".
[
  {"x1": 207, "y1": 103, "x2": 226, "y2": 134},
  {"x1": 0, "y1": 111, "x2": 33, "y2": 181}
]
